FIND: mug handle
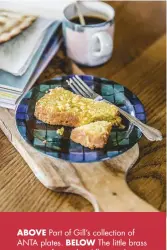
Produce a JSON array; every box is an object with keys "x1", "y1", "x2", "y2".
[{"x1": 92, "y1": 31, "x2": 113, "y2": 57}]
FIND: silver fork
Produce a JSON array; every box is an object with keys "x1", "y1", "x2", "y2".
[{"x1": 66, "y1": 75, "x2": 162, "y2": 141}]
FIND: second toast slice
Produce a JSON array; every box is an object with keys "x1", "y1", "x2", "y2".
[{"x1": 70, "y1": 121, "x2": 112, "y2": 149}]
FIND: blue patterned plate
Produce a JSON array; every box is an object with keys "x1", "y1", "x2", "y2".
[{"x1": 16, "y1": 75, "x2": 146, "y2": 163}]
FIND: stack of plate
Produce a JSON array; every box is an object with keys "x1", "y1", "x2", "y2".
[{"x1": 0, "y1": 9, "x2": 62, "y2": 109}]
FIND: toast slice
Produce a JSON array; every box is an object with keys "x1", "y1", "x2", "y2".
[
  {"x1": 70, "y1": 121, "x2": 112, "y2": 149},
  {"x1": 0, "y1": 10, "x2": 36, "y2": 43},
  {"x1": 35, "y1": 87, "x2": 121, "y2": 127}
]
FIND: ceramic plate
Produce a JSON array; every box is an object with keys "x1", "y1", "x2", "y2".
[{"x1": 16, "y1": 75, "x2": 146, "y2": 162}]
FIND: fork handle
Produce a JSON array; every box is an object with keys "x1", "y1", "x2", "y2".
[{"x1": 103, "y1": 100, "x2": 162, "y2": 141}]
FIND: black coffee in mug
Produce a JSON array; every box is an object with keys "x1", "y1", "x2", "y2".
[
  {"x1": 70, "y1": 15, "x2": 107, "y2": 25},
  {"x1": 63, "y1": 1, "x2": 115, "y2": 66}
]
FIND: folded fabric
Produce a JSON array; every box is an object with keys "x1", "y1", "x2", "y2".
[
  {"x1": 0, "y1": 21, "x2": 60, "y2": 92},
  {"x1": 0, "y1": 25, "x2": 62, "y2": 109},
  {"x1": 0, "y1": 17, "x2": 54, "y2": 75}
]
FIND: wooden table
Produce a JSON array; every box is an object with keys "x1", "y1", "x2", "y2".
[{"x1": 0, "y1": 1, "x2": 166, "y2": 212}]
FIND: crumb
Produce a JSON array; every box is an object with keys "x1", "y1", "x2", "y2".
[
  {"x1": 57, "y1": 127, "x2": 64, "y2": 136},
  {"x1": 112, "y1": 192, "x2": 117, "y2": 196},
  {"x1": 119, "y1": 124, "x2": 125, "y2": 129}
]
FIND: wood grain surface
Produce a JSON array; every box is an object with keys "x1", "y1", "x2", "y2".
[{"x1": 0, "y1": 1, "x2": 166, "y2": 212}]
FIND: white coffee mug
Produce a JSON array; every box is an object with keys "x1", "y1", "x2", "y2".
[{"x1": 63, "y1": 1, "x2": 115, "y2": 66}]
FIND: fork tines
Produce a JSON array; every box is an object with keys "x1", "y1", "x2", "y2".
[{"x1": 66, "y1": 75, "x2": 95, "y2": 98}]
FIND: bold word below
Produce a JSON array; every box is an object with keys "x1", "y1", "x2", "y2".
[{"x1": 66, "y1": 239, "x2": 95, "y2": 246}]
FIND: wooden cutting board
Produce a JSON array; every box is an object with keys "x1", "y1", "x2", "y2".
[{"x1": 0, "y1": 52, "x2": 157, "y2": 212}]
